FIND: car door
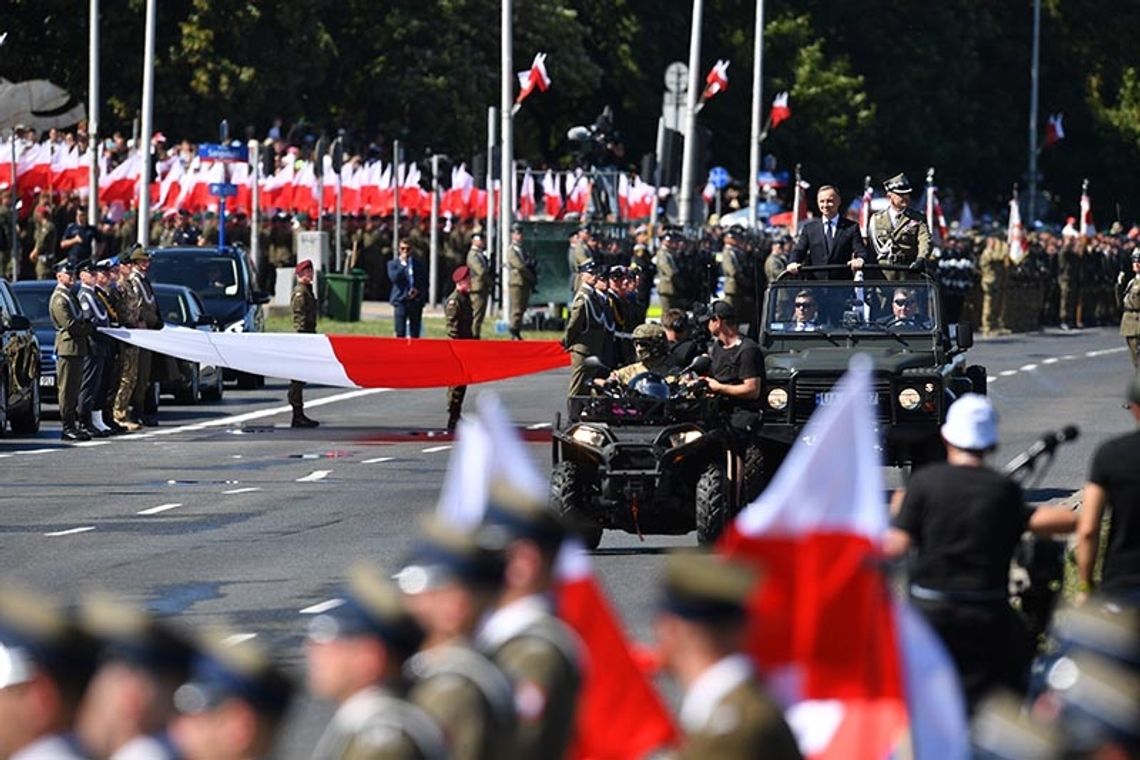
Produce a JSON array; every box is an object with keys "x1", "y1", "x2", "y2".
[{"x1": 0, "y1": 281, "x2": 35, "y2": 407}]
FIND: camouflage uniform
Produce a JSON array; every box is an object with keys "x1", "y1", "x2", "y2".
[
  {"x1": 288, "y1": 276, "x2": 319, "y2": 425},
  {"x1": 112, "y1": 274, "x2": 143, "y2": 426},
  {"x1": 33, "y1": 216, "x2": 58, "y2": 280},
  {"x1": 1120, "y1": 271, "x2": 1140, "y2": 367},
  {"x1": 445, "y1": 283, "x2": 474, "y2": 430},
  {"x1": 655, "y1": 245, "x2": 680, "y2": 314},
  {"x1": 979, "y1": 238, "x2": 1009, "y2": 334},
  {"x1": 130, "y1": 268, "x2": 161, "y2": 420}
]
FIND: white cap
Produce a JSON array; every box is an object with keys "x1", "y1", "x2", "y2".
[{"x1": 941, "y1": 394, "x2": 998, "y2": 451}]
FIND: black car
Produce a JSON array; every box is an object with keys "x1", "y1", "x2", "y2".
[
  {"x1": 154, "y1": 283, "x2": 225, "y2": 404},
  {"x1": 10, "y1": 280, "x2": 58, "y2": 405},
  {"x1": 0, "y1": 278, "x2": 42, "y2": 435},
  {"x1": 147, "y1": 246, "x2": 270, "y2": 389}
]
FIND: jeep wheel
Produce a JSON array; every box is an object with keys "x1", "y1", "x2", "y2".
[
  {"x1": 551, "y1": 461, "x2": 602, "y2": 550},
  {"x1": 696, "y1": 462, "x2": 729, "y2": 546}
]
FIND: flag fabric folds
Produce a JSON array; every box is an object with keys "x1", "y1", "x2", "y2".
[
  {"x1": 702, "y1": 59, "x2": 730, "y2": 100},
  {"x1": 515, "y1": 52, "x2": 551, "y2": 107},
  {"x1": 770, "y1": 92, "x2": 791, "y2": 129},
  {"x1": 1008, "y1": 192, "x2": 1026, "y2": 265},
  {"x1": 1043, "y1": 113, "x2": 1065, "y2": 148}
]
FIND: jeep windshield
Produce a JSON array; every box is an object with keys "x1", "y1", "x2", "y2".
[
  {"x1": 764, "y1": 278, "x2": 937, "y2": 335},
  {"x1": 150, "y1": 253, "x2": 244, "y2": 301}
]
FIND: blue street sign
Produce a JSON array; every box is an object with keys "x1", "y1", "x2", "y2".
[
  {"x1": 198, "y1": 143, "x2": 249, "y2": 162},
  {"x1": 708, "y1": 166, "x2": 731, "y2": 190},
  {"x1": 209, "y1": 182, "x2": 238, "y2": 198}
]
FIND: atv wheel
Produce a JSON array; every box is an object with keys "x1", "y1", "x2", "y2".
[
  {"x1": 695, "y1": 462, "x2": 729, "y2": 546},
  {"x1": 551, "y1": 461, "x2": 603, "y2": 550},
  {"x1": 741, "y1": 444, "x2": 770, "y2": 504}
]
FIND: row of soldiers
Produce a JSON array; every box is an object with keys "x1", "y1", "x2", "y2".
[
  {"x1": 0, "y1": 480, "x2": 802, "y2": 760},
  {"x1": 49, "y1": 248, "x2": 163, "y2": 442}
]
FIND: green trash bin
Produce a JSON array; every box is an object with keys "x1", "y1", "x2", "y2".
[{"x1": 325, "y1": 270, "x2": 365, "y2": 322}]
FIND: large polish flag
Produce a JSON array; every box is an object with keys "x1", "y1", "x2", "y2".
[
  {"x1": 542, "y1": 170, "x2": 562, "y2": 217},
  {"x1": 719, "y1": 355, "x2": 968, "y2": 760},
  {"x1": 1008, "y1": 194, "x2": 1026, "y2": 265},
  {"x1": 437, "y1": 393, "x2": 678, "y2": 759}
]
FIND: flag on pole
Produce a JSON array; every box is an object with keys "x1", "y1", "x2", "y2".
[
  {"x1": 925, "y1": 176, "x2": 948, "y2": 244},
  {"x1": 702, "y1": 59, "x2": 730, "y2": 100},
  {"x1": 791, "y1": 175, "x2": 809, "y2": 236},
  {"x1": 859, "y1": 178, "x2": 873, "y2": 239},
  {"x1": 770, "y1": 92, "x2": 791, "y2": 129},
  {"x1": 701, "y1": 180, "x2": 716, "y2": 206},
  {"x1": 515, "y1": 52, "x2": 551, "y2": 110},
  {"x1": 1043, "y1": 113, "x2": 1065, "y2": 148},
  {"x1": 542, "y1": 170, "x2": 562, "y2": 218},
  {"x1": 517, "y1": 168, "x2": 536, "y2": 220},
  {"x1": 719, "y1": 356, "x2": 969, "y2": 760},
  {"x1": 1008, "y1": 191, "x2": 1026, "y2": 265},
  {"x1": 1080, "y1": 180, "x2": 1095, "y2": 237}
]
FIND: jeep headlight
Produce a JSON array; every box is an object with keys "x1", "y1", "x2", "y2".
[
  {"x1": 897, "y1": 387, "x2": 922, "y2": 411},
  {"x1": 668, "y1": 429, "x2": 704, "y2": 448},
  {"x1": 767, "y1": 387, "x2": 789, "y2": 411},
  {"x1": 570, "y1": 425, "x2": 607, "y2": 448},
  {"x1": 224, "y1": 319, "x2": 246, "y2": 333}
]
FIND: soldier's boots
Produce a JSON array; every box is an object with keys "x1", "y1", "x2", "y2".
[
  {"x1": 509, "y1": 328, "x2": 523, "y2": 340},
  {"x1": 61, "y1": 427, "x2": 92, "y2": 442},
  {"x1": 292, "y1": 412, "x2": 320, "y2": 429}
]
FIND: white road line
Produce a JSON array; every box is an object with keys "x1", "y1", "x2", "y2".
[
  {"x1": 361, "y1": 457, "x2": 393, "y2": 464},
  {"x1": 999, "y1": 369, "x2": 1018, "y2": 377},
  {"x1": 422, "y1": 445, "x2": 451, "y2": 453},
  {"x1": 221, "y1": 633, "x2": 258, "y2": 645},
  {"x1": 986, "y1": 376, "x2": 998, "y2": 383},
  {"x1": 17, "y1": 448, "x2": 56, "y2": 455},
  {"x1": 44, "y1": 526, "x2": 96, "y2": 537},
  {"x1": 1020, "y1": 363, "x2": 1038, "y2": 372},
  {"x1": 300, "y1": 598, "x2": 344, "y2": 615},
  {"x1": 296, "y1": 470, "x2": 331, "y2": 483},
  {"x1": 1086, "y1": 347, "x2": 1126, "y2": 357},
  {"x1": 137, "y1": 502, "x2": 182, "y2": 515},
  {"x1": 0, "y1": 454, "x2": 11, "y2": 459},
  {"x1": 222, "y1": 487, "x2": 262, "y2": 494},
  {"x1": 1043, "y1": 357, "x2": 1059, "y2": 365},
  {"x1": 74, "y1": 440, "x2": 111, "y2": 448},
  {"x1": 1062, "y1": 355, "x2": 1077, "y2": 361},
  {"x1": 526, "y1": 422, "x2": 552, "y2": 430}
]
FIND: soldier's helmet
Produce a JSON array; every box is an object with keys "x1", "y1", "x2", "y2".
[
  {"x1": 631, "y1": 322, "x2": 669, "y2": 361},
  {"x1": 628, "y1": 371, "x2": 670, "y2": 400}
]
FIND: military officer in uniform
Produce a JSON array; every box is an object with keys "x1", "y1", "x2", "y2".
[
  {"x1": 655, "y1": 552, "x2": 803, "y2": 760},
  {"x1": 30, "y1": 205, "x2": 58, "y2": 280},
  {"x1": 289, "y1": 259, "x2": 320, "y2": 428},
  {"x1": 655, "y1": 230, "x2": 682, "y2": 314},
  {"x1": 445, "y1": 266, "x2": 475, "y2": 432},
  {"x1": 562, "y1": 260, "x2": 614, "y2": 416},
  {"x1": 1119, "y1": 250, "x2": 1140, "y2": 366},
  {"x1": 264, "y1": 211, "x2": 295, "y2": 294},
  {"x1": 0, "y1": 586, "x2": 102, "y2": 760},
  {"x1": 396, "y1": 518, "x2": 517, "y2": 760},
  {"x1": 306, "y1": 563, "x2": 447, "y2": 760},
  {"x1": 567, "y1": 227, "x2": 593, "y2": 295},
  {"x1": 475, "y1": 481, "x2": 582, "y2": 759},
  {"x1": 979, "y1": 237, "x2": 1010, "y2": 335},
  {"x1": 93, "y1": 258, "x2": 127, "y2": 434},
  {"x1": 50, "y1": 260, "x2": 93, "y2": 441},
  {"x1": 112, "y1": 253, "x2": 145, "y2": 431},
  {"x1": 719, "y1": 227, "x2": 753, "y2": 320},
  {"x1": 352, "y1": 214, "x2": 386, "y2": 301},
  {"x1": 75, "y1": 260, "x2": 113, "y2": 437},
  {"x1": 867, "y1": 173, "x2": 932, "y2": 279},
  {"x1": 507, "y1": 224, "x2": 538, "y2": 340},
  {"x1": 128, "y1": 246, "x2": 163, "y2": 427},
  {"x1": 629, "y1": 224, "x2": 656, "y2": 325},
  {"x1": 466, "y1": 232, "x2": 493, "y2": 338}
]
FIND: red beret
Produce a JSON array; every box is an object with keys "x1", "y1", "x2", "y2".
[
  {"x1": 452, "y1": 266, "x2": 470, "y2": 283},
  {"x1": 295, "y1": 259, "x2": 314, "y2": 275}
]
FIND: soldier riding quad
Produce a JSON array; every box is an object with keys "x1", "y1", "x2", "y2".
[
  {"x1": 758, "y1": 265, "x2": 986, "y2": 469},
  {"x1": 550, "y1": 356, "x2": 769, "y2": 549}
]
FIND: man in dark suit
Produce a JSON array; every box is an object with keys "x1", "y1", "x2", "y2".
[
  {"x1": 388, "y1": 239, "x2": 429, "y2": 337},
  {"x1": 786, "y1": 185, "x2": 868, "y2": 279}
]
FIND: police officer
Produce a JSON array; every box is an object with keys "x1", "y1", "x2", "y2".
[
  {"x1": 396, "y1": 518, "x2": 517, "y2": 760},
  {"x1": 289, "y1": 259, "x2": 319, "y2": 428},
  {"x1": 562, "y1": 260, "x2": 613, "y2": 416},
  {"x1": 75, "y1": 260, "x2": 113, "y2": 437},
  {"x1": 867, "y1": 173, "x2": 932, "y2": 277},
  {"x1": 306, "y1": 563, "x2": 446, "y2": 760},
  {"x1": 128, "y1": 246, "x2": 162, "y2": 427},
  {"x1": 445, "y1": 266, "x2": 475, "y2": 432},
  {"x1": 1118, "y1": 250, "x2": 1140, "y2": 366},
  {"x1": 466, "y1": 232, "x2": 493, "y2": 338},
  {"x1": 507, "y1": 224, "x2": 537, "y2": 340},
  {"x1": 0, "y1": 585, "x2": 102, "y2": 760},
  {"x1": 169, "y1": 630, "x2": 294, "y2": 760},
  {"x1": 654, "y1": 552, "x2": 802, "y2": 760},
  {"x1": 76, "y1": 594, "x2": 197, "y2": 760},
  {"x1": 475, "y1": 481, "x2": 581, "y2": 759},
  {"x1": 50, "y1": 260, "x2": 93, "y2": 441}
]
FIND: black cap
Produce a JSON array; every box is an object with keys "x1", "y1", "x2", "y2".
[
  {"x1": 482, "y1": 479, "x2": 567, "y2": 553},
  {"x1": 80, "y1": 593, "x2": 196, "y2": 678},
  {"x1": 76, "y1": 258, "x2": 95, "y2": 273},
  {"x1": 395, "y1": 517, "x2": 506, "y2": 594},
  {"x1": 883, "y1": 173, "x2": 913, "y2": 195},
  {"x1": 710, "y1": 299, "x2": 736, "y2": 321},
  {"x1": 307, "y1": 563, "x2": 425, "y2": 658},
  {"x1": 577, "y1": 259, "x2": 601, "y2": 274},
  {"x1": 658, "y1": 551, "x2": 757, "y2": 623},
  {"x1": 54, "y1": 259, "x2": 76, "y2": 274},
  {"x1": 174, "y1": 630, "x2": 293, "y2": 721}
]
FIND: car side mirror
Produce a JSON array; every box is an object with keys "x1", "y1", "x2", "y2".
[
  {"x1": 5, "y1": 314, "x2": 30, "y2": 331},
  {"x1": 251, "y1": 291, "x2": 271, "y2": 305},
  {"x1": 955, "y1": 322, "x2": 973, "y2": 350}
]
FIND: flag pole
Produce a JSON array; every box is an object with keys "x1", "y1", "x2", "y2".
[
  {"x1": 392, "y1": 139, "x2": 401, "y2": 257},
  {"x1": 748, "y1": 0, "x2": 764, "y2": 231},
  {"x1": 500, "y1": 0, "x2": 514, "y2": 327},
  {"x1": 136, "y1": 0, "x2": 156, "y2": 246},
  {"x1": 678, "y1": 0, "x2": 703, "y2": 229},
  {"x1": 486, "y1": 107, "x2": 496, "y2": 260},
  {"x1": 1027, "y1": 0, "x2": 1041, "y2": 224},
  {"x1": 88, "y1": 0, "x2": 100, "y2": 221},
  {"x1": 429, "y1": 153, "x2": 440, "y2": 306}
]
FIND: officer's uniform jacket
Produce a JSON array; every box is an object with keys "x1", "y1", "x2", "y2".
[
  {"x1": 678, "y1": 654, "x2": 802, "y2": 760},
  {"x1": 445, "y1": 290, "x2": 474, "y2": 340},
  {"x1": 508, "y1": 243, "x2": 537, "y2": 288},
  {"x1": 311, "y1": 686, "x2": 447, "y2": 760},
  {"x1": 1121, "y1": 274, "x2": 1140, "y2": 337},
  {"x1": 563, "y1": 285, "x2": 613, "y2": 358},
  {"x1": 130, "y1": 270, "x2": 161, "y2": 329},
  {"x1": 476, "y1": 595, "x2": 582, "y2": 760},
  {"x1": 50, "y1": 283, "x2": 90, "y2": 357},
  {"x1": 405, "y1": 643, "x2": 516, "y2": 760},
  {"x1": 655, "y1": 248, "x2": 679, "y2": 298},
  {"x1": 292, "y1": 281, "x2": 318, "y2": 334},
  {"x1": 466, "y1": 247, "x2": 492, "y2": 295},
  {"x1": 867, "y1": 207, "x2": 932, "y2": 266},
  {"x1": 77, "y1": 282, "x2": 113, "y2": 357},
  {"x1": 721, "y1": 244, "x2": 747, "y2": 296}
]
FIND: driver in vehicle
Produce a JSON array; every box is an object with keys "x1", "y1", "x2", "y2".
[
  {"x1": 790, "y1": 289, "x2": 822, "y2": 332},
  {"x1": 601, "y1": 322, "x2": 673, "y2": 386},
  {"x1": 879, "y1": 286, "x2": 930, "y2": 328}
]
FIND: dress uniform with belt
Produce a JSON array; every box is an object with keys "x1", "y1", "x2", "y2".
[
  {"x1": 113, "y1": 256, "x2": 144, "y2": 430},
  {"x1": 1119, "y1": 250, "x2": 1140, "y2": 366},
  {"x1": 289, "y1": 259, "x2": 320, "y2": 428},
  {"x1": 562, "y1": 260, "x2": 614, "y2": 414},
  {"x1": 445, "y1": 266, "x2": 475, "y2": 431},
  {"x1": 655, "y1": 233, "x2": 682, "y2": 314},
  {"x1": 466, "y1": 234, "x2": 493, "y2": 338},
  {"x1": 49, "y1": 260, "x2": 93, "y2": 441},
  {"x1": 76, "y1": 261, "x2": 114, "y2": 437},
  {"x1": 507, "y1": 225, "x2": 538, "y2": 340},
  {"x1": 128, "y1": 247, "x2": 162, "y2": 426},
  {"x1": 867, "y1": 173, "x2": 933, "y2": 279}
]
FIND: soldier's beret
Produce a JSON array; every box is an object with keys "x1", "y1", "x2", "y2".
[
  {"x1": 659, "y1": 551, "x2": 758, "y2": 623},
  {"x1": 481, "y1": 479, "x2": 567, "y2": 552},
  {"x1": 54, "y1": 259, "x2": 76, "y2": 274},
  {"x1": 79, "y1": 593, "x2": 196, "y2": 677},
  {"x1": 295, "y1": 259, "x2": 313, "y2": 276},
  {"x1": 307, "y1": 563, "x2": 425, "y2": 657},
  {"x1": 395, "y1": 517, "x2": 506, "y2": 595},
  {"x1": 174, "y1": 629, "x2": 293, "y2": 720},
  {"x1": 883, "y1": 173, "x2": 913, "y2": 195},
  {"x1": 0, "y1": 585, "x2": 100, "y2": 691},
  {"x1": 451, "y1": 265, "x2": 470, "y2": 283}
]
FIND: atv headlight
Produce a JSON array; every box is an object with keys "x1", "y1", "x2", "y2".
[
  {"x1": 668, "y1": 429, "x2": 704, "y2": 448},
  {"x1": 897, "y1": 387, "x2": 922, "y2": 411},
  {"x1": 224, "y1": 319, "x2": 246, "y2": 333},
  {"x1": 570, "y1": 425, "x2": 607, "y2": 448},
  {"x1": 767, "y1": 387, "x2": 789, "y2": 411}
]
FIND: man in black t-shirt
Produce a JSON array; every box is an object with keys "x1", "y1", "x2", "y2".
[
  {"x1": 703, "y1": 300, "x2": 763, "y2": 407},
  {"x1": 884, "y1": 394, "x2": 1076, "y2": 712},
  {"x1": 1077, "y1": 376, "x2": 1140, "y2": 602}
]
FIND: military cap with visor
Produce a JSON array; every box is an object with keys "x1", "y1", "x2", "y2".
[
  {"x1": 394, "y1": 517, "x2": 507, "y2": 595},
  {"x1": 0, "y1": 585, "x2": 101, "y2": 691},
  {"x1": 481, "y1": 479, "x2": 568, "y2": 553},
  {"x1": 307, "y1": 562, "x2": 425, "y2": 658},
  {"x1": 659, "y1": 551, "x2": 758, "y2": 623},
  {"x1": 54, "y1": 259, "x2": 77, "y2": 274},
  {"x1": 883, "y1": 173, "x2": 913, "y2": 195},
  {"x1": 173, "y1": 628, "x2": 294, "y2": 720}
]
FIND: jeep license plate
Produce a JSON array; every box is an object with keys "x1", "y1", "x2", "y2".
[
  {"x1": 815, "y1": 391, "x2": 877, "y2": 407},
  {"x1": 39, "y1": 375, "x2": 55, "y2": 387}
]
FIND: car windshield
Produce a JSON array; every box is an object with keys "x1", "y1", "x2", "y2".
[
  {"x1": 765, "y1": 280, "x2": 937, "y2": 334},
  {"x1": 11, "y1": 285, "x2": 53, "y2": 328},
  {"x1": 156, "y1": 289, "x2": 191, "y2": 326},
  {"x1": 150, "y1": 254, "x2": 242, "y2": 300}
]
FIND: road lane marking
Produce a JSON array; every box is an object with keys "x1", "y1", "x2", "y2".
[
  {"x1": 999, "y1": 369, "x2": 1018, "y2": 377},
  {"x1": 527, "y1": 422, "x2": 552, "y2": 430},
  {"x1": 986, "y1": 376, "x2": 997, "y2": 383},
  {"x1": 17, "y1": 448, "x2": 56, "y2": 455},
  {"x1": 74, "y1": 440, "x2": 111, "y2": 448},
  {"x1": 221, "y1": 633, "x2": 257, "y2": 645},
  {"x1": 0, "y1": 454, "x2": 11, "y2": 459},
  {"x1": 1061, "y1": 355, "x2": 1077, "y2": 360},
  {"x1": 44, "y1": 526, "x2": 96, "y2": 537},
  {"x1": 296, "y1": 470, "x2": 331, "y2": 482},
  {"x1": 300, "y1": 599, "x2": 344, "y2": 615},
  {"x1": 422, "y1": 445, "x2": 451, "y2": 453},
  {"x1": 1086, "y1": 347, "x2": 1126, "y2": 357},
  {"x1": 1043, "y1": 357, "x2": 1059, "y2": 364},
  {"x1": 362, "y1": 457, "x2": 393, "y2": 464},
  {"x1": 223, "y1": 487, "x2": 261, "y2": 494},
  {"x1": 137, "y1": 502, "x2": 182, "y2": 515},
  {"x1": 1020, "y1": 363, "x2": 1038, "y2": 372}
]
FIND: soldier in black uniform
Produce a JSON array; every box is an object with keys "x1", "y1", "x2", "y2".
[
  {"x1": 75, "y1": 259, "x2": 112, "y2": 437},
  {"x1": 445, "y1": 266, "x2": 475, "y2": 432},
  {"x1": 288, "y1": 259, "x2": 320, "y2": 428}
]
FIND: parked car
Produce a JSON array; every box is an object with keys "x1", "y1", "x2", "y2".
[
  {"x1": 8, "y1": 280, "x2": 55, "y2": 406},
  {"x1": 147, "y1": 246, "x2": 269, "y2": 389},
  {"x1": 154, "y1": 283, "x2": 225, "y2": 404},
  {"x1": 0, "y1": 278, "x2": 42, "y2": 435}
]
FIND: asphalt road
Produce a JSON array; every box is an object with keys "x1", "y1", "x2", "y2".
[{"x1": 0, "y1": 325, "x2": 1133, "y2": 756}]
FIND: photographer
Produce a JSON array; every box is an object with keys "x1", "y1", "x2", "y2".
[
  {"x1": 662, "y1": 307, "x2": 704, "y2": 372},
  {"x1": 690, "y1": 301, "x2": 763, "y2": 430}
]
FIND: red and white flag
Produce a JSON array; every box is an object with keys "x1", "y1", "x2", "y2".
[
  {"x1": 791, "y1": 177, "x2": 809, "y2": 236},
  {"x1": 517, "y1": 168, "x2": 536, "y2": 220},
  {"x1": 1080, "y1": 182, "x2": 1095, "y2": 236},
  {"x1": 701, "y1": 180, "x2": 716, "y2": 205},
  {"x1": 859, "y1": 182, "x2": 874, "y2": 239},
  {"x1": 1043, "y1": 113, "x2": 1065, "y2": 148},
  {"x1": 702, "y1": 59, "x2": 730, "y2": 100},
  {"x1": 515, "y1": 52, "x2": 551, "y2": 108},
  {"x1": 1008, "y1": 194, "x2": 1026, "y2": 265},
  {"x1": 542, "y1": 170, "x2": 562, "y2": 217},
  {"x1": 565, "y1": 171, "x2": 590, "y2": 216},
  {"x1": 925, "y1": 181, "x2": 948, "y2": 244},
  {"x1": 770, "y1": 91, "x2": 791, "y2": 129}
]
